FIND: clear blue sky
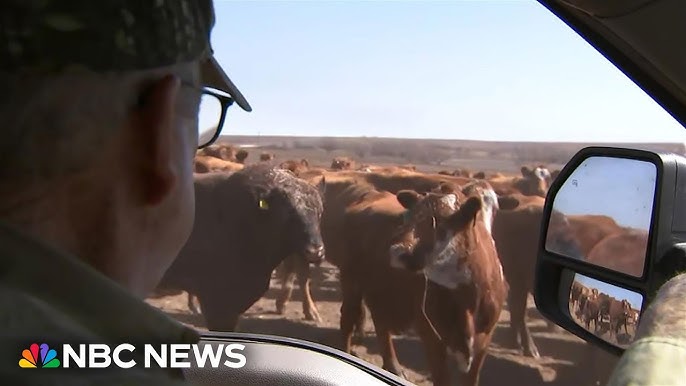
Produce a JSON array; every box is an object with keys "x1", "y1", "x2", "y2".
[
  {"x1": 208, "y1": 0, "x2": 686, "y2": 142},
  {"x1": 553, "y1": 156, "x2": 656, "y2": 230},
  {"x1": 574, "y1": 273, "x2": 643, "y2": 310}
]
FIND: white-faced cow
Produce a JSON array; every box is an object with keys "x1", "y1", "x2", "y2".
[
  {"x1": 157, "y1": 164, "x2": 325, "y2": 331},
  {"x1": 389, "y1": 182, "x2": 507, "y2": 386}
]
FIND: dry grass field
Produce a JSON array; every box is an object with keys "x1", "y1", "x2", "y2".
[{"x1": 147, "y1": 136, "x2": 681, "y2": 385}]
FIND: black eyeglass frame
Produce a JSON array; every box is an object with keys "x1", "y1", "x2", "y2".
[{"x1": 181, "y1": 81, "x2": 235, "y2": 149}]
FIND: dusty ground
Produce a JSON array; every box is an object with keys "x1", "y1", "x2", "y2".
[{"x1": 147, "y1": 261, "x2": 621, "y2": 386}]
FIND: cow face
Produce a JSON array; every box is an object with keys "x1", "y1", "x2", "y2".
[
  {"x1": 389, "y1": 191, "x2": 483, "y2": 283},
  {"x1": 331, "y1": 157, "x2": 354, "y2": 170},
  {"x1": 390, "y1": 188, "x2": 497, "y2": 374},
  {"x1": 389, "y1": 191, "x2": 460, "y2": 271},
  {"x1": 545, "y1": 210, "x2": 583, "y2": 258},
  {"x1": 520, "y1": 166, "x2": 550, "y2": 197},
  {"x1": 253, "y1": 172, "x2": 326, "y2": 265}
]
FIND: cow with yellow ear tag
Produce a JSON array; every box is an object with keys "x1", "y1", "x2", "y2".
[{"x1": 157, "y1": 164, "x2": 326, "y2": 331}]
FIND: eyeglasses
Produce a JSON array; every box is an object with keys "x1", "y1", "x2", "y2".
[{"x1": 182, "y1": 81, "x2": 235, "y2": 149}]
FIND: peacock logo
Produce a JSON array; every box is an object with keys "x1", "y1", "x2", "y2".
[{"x1": 19, "y1": 343, "x2": 61, "y2": 368}]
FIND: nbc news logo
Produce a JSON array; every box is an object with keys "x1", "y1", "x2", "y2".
[
  {"x1": 18, "y1": 342, "x2": 246, "y2": 369},
  {"x1": 19, "y1": 343, "x2": 60, "y2": 368}
]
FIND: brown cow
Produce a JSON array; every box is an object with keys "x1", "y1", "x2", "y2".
[
  {"x1": 438, "y1": 169, "x2": 471, "y2": 177},
  {"x1": 587, "y1": 228, "x2": 649, "y2": 277},
  {"x1": 279, "y1": 159, "x2": 310, "y2": 176},
  {"x1": 157, "y1": 165, "x2": 326, "y2": 331},
  {"x1": 321, "y1": 176, "x2": 503, "y2": 385},
  {"x1": 487, "y1": 166, "x2": 550, "y2": 197},
  {"x1": 566, "y1": 214, "x2": 624, "y2": 256},
  {"x1": 198, "y1": 143, "x2": 238, "y2": 161},
  {"x1": 298, "y1": 169, "x2": 472, "y2": 195},
  {"x1": 331, "y1": 156, "x2": 355, "y2": 170},
  {"x1": 194, "y1": 155, "x2": 244, "y2": 173},
  {"x1": 259, "y1": 152, "x2": 276, "y2": 162},
  {"x1": 570, "y1": 281, "x2": 585, "y2": 311},
  {"x1": 580, "y1": 288, "x2": 601, "y2": 332},
  {"x1": 598, "y1": 295, "x2": 632, "y2": 339},
  {"x1": 388, "y1": 184, "x2": 506, "y2": 386},
  {"x1": 235, "y1": 149, "x2": 249, "y2": 164},
  {"x1": 493, "y1": 194, "x2": 582, "y2": 358}
]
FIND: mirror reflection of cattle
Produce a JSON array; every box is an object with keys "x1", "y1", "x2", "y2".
[
  {"x1": 546, "y1": 156, "x2": 656, "y2": 278},
  {"x1": 568, "y1": 273, "x2": 644, "y2": 348},
  {"x1": 587, "y1": 228, "x2": 649, "y2": 277},
  {"x1": 157, "y1": 164, "x2": 325, "y2": 331}
]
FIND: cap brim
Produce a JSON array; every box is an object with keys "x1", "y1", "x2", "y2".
[{"x1": 201, "y1": 56, "x2": 252, "y2": 112}]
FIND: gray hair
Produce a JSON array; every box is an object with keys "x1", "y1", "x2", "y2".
[{"x1": 0, "y1": 62, "x2": 199, "y2": 186}]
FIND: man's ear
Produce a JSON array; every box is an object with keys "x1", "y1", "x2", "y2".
[
  {"x1": 396, "y1": 190, "x2": 422, "y2": 209},
  {"x1": 130, "y1": 74, "x2": 181, "y2": 206}
]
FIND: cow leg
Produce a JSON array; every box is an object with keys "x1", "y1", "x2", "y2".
[
  {"x1": 508, "y1": 287, "x2": 540, "y2": 358},
  {"x1": 353, "y1": 304, "x2": 367, "y2": 339},
  {"x1": 339, "y1": 271, "x2": 364, "y2": 355},
  {"x1": 297, "y1": 263, "x2": 321, "y2": 323},
  {"x1": 459, "y1": 333, "x2": 492, "y2": 386},
  {"x1": 369, "y1": 312, "x2": 405, "y2": 379},
  {"x1": 416, "y1": 318, "x2": 449, "y2": 386},
  {"x1": 275, "y1": 256, "x2": 297, "y2": 315}
]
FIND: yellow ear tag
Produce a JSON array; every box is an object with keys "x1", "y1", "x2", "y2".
[{"x1": 259, "y1": 199, "x2": 269, "y2": 210}]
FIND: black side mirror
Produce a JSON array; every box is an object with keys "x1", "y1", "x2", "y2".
[{"x1": 534, "y1": 146, "x2": 686, "y2": 356}]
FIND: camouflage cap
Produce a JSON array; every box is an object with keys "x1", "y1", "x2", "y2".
[{"x1": 0, "y1": 0, "x2": 251, "y2": 111}]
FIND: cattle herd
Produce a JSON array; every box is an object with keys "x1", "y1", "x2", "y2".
[
  {"x1": 569, "y1": 282, "x2": 640, "y2": 347},
  {"x1": 150, "y1": 143, "x2": 646, "y2": 386}
]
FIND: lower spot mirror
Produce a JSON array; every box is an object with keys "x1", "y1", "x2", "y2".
[{"x1": 568, "y1": 272, "x2": 643, "y2": 349}]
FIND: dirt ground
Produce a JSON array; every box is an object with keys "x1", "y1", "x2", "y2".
[{"x1": 147, "y1": 261, "x2": 621, "y2": 386}]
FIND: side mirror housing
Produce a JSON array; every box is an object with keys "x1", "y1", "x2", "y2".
[{"x1": 534, "y1": 146, "x2": 686, "y2": 356}]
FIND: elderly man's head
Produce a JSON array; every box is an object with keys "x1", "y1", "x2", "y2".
[{"x1": 0, "y1": 1, "x2": 250, "y2": 296}]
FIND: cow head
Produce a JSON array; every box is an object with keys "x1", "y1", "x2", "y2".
[
  {"x1": 235, "y1": 149, "x2": 249, "y2": 164},
  {"x1": 250, "y1": 169, "x2": 326, "y2": 265},
  {"x1": 260, "y1": 152, "x2": 275, "y2": 162},
  {"x1": 519, "y1": 166, "x2": 550, "y2": 197},
  {"x1": 331, "y1": 157, "x2": 355, "y2": 170},
  {"x1": 545, "y1": 209, "x2": 583, "y2": 258}
]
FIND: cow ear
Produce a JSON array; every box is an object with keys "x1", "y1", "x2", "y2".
[
  {"x1": 301, "y1": 159, "x2": 309, "y2": 167},
  {"x1": 446, "y1": 196, "x2": 482, "y2": 231},
  {"x1": 436, "y1": 181, "x2": 457, "y2": 194},
  {"x1": 396, "y1": 190, "x2": 422, "y2": 209},
  {"x1": 497, "y1": 195, "x2": 520, "y2": 210},
  {"x1": 521, "y1": 166, "x2": 533, "y2": 177}
]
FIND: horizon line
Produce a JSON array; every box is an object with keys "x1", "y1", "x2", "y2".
[{"x1": 219, "y1": 134, "x2": 685, "y2": 145}]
